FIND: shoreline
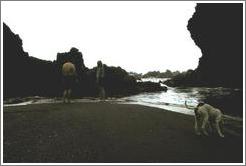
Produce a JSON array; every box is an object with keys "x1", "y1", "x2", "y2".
[
  {"x1": 3, "y1": 102, "x2": 243, "y2": 163},
  {"x1": 3, "y1": 97, "x2": 243, "y2": 121}
]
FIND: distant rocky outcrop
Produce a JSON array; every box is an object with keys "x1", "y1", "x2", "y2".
[
  {"x1": 137, "y1": 81, "x2": 167, "y2": 92},
  {"x1": 165, "y1": 3, "x2": 243, "y2": 88},
  {"x1": 142, "y1": 70, "x2": 180, "y2": 78},
  {"x1": 56, "y1": 47, "x2": 86, "y2": 76},
  {"x1": 3, "y1": 23, "x2": 166, "y2": 99}
]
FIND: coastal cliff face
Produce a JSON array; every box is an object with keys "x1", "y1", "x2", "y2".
[
  {"x1": 3, "y1": 23, "x2": 60, "y2": 98},
  {"x1": 3, "y1": 23, "x2": 165, "y2": 99},
  {"x1": 166, "y1": 3, "x2": 243, "y2": 88}
]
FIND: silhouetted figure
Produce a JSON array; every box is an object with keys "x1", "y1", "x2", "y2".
[
  {"x1": 62, "y1": 62, "x2": 77, "y2": 103},
  {"x1": 96, "y1": 60, "x2": 106, "y2": 99}
]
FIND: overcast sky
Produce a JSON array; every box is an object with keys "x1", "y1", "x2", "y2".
[{"x1": 2, "y1": 1, "x2": 201, "y2": 74}]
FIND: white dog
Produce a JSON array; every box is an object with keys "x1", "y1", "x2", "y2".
[{"x1": 185, "y1": 101, "x2": 224, "y2": 138}]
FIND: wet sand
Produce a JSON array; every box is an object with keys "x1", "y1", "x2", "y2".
[{"x1": 3, "y1": 102, "x2": 243, "y2": 163}]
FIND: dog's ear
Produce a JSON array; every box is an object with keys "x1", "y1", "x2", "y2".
[{"x1": 197, "y1": 102, "x2": 205, "y2": 107}]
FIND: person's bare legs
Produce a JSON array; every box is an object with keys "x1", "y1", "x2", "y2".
[
  {"x1": 99, "y1": 86, "x2": 106, "y2": 100},
  {"x1": 67, "y1": 89, "x2": 72, "y2": 103},
  {"x1": 63, "y1": 89, "x2": 68, "y2": 103},
  {"x1": 101, "y1": 87, "x2": 105, "y2": 100}
]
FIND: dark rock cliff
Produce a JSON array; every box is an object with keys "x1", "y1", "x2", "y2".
[
  {"x1": 3, "y1": 23, "x2": 166, "y2": 99},
  {"x1": 3, "y1": 23, "x2": 60, "y2": 98},
  {"x1": 165, "y1": 3, "x2": 243, "y2": 88},
  {"x1": 56, "y1": 47, "x2": 86, "y2": 76}
]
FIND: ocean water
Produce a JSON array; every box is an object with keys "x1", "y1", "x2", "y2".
[
  {"x1": 4, "y1": 78, "x2": 243, "y2": 120},
  {"x1": 119, "y1": 78, "x2": 243, "y2": 119}
]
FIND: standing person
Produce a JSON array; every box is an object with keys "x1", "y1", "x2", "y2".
[
  {"x1": 96, "y1": 60, "x2": 106, "y2": 99},
  {"x1": 62, "y1": 62, "x2": 77, "y2": 103}
]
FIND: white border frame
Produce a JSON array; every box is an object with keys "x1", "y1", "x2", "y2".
[{"x1": 1, "y1": 1, "x2": 245, "y2": 165}]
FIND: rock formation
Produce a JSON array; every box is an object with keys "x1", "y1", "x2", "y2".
[
  {"x1": 3, "y1": 23, "x2": 166, "y2": 99},
  {"x1": 165, "y1": 3, "x2": 243, "y2": 88},
  {"x1": 56, "y1": 47, "x2": 86, "y2": 76},
  {"x1": 3, "y1": 23, "x2": 60, "y2": 98}
]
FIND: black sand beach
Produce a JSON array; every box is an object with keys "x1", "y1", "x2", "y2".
[{"x1": 3, "y1": 102, "x2": 243, "y2": 163}]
